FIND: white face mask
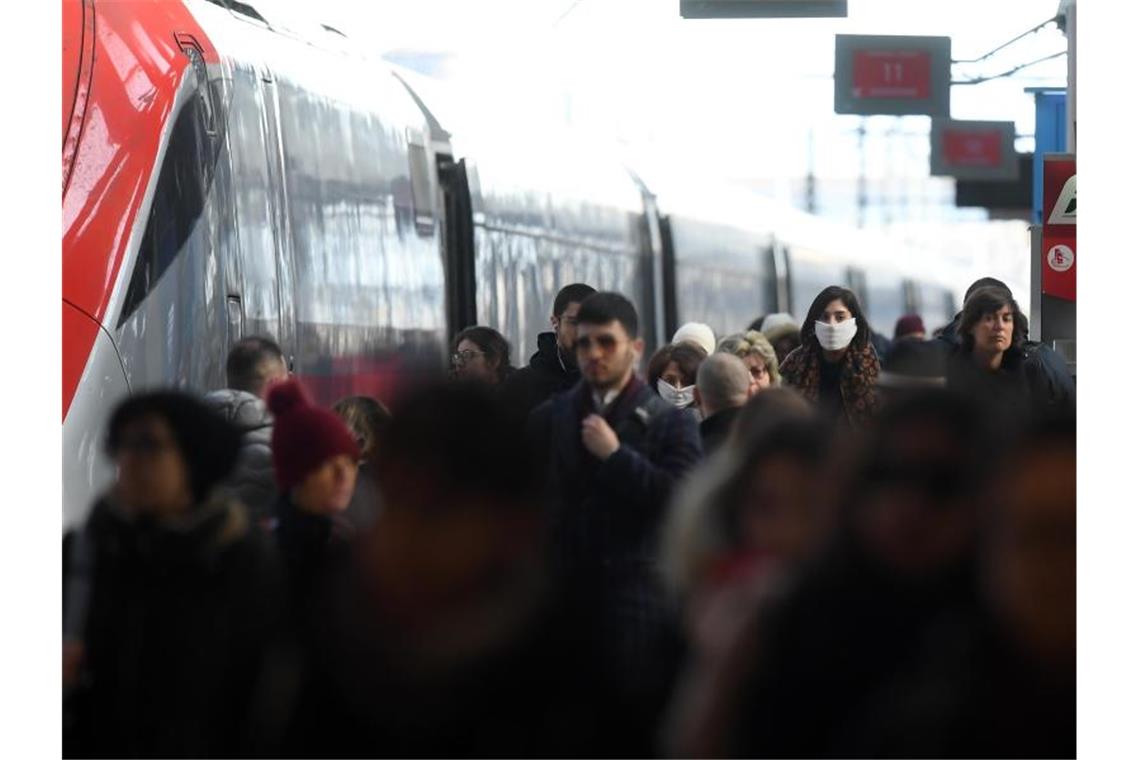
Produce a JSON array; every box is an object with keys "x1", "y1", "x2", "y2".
[
  {"x1": 815, "y1": 318, "x2": 858, "y2": 351},
  {"x1": 657, "y1": 379, "x2": 695, "y2": 409}
]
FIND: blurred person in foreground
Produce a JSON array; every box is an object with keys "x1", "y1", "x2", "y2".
[
  {"x1": 281, "y1": 383, "x2": 636, "y2": 757},
  {"x1": 63, "y1": 391, "x2": 288, "y2": 758},
  {"x1": 503, "y1": 282, "x2": 597, "y2": 414},
  {"x1": 780, "y1": 285, "x2": 881, "y2": 428},
  {"x1": 648, "y1": 340, "x2": 707, "y2": 418},
  {"x1": 661, "y1": 411, "x2": 832, "y2": 756},
  {"x1": 204, "y1": 336, "x2": 290, "y2": 528},
  {"x1": 529, "y1": 291, "x2": 703, "y2": 729},
  {"x1": 332, "y1": 394, "x2": 390, "y2": 531},
  {"x1": 669, "y1": 389, "x2": 997, "y2": 757},
  {"x1": 450, "y1": 325, "x2": 514, "y2": 385},
  {"x1": 842, "y1": 410, "x2": 1075, "y2": 758},
  {"x1": 694, "y1": 352, "x2": 751, "y2": 456},
  {"x1": 717, "y1": 329, "x2": 781, "y2": 396}
]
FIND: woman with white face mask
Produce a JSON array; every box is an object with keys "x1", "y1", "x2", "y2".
[
  {"x1": 648, "y1": 342, "x2": 707, "y2": 418},
  {"x1": 778, "y1": 286, "x2": 881, "y2": 427}
]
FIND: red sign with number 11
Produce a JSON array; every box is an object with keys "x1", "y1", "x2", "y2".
[{"x1": 852, "y1": 50, "x2": 931, "y2": 99}]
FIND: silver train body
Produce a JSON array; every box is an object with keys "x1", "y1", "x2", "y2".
[{"x1": 62, "y1": 0, "x2": 962, "y2": 527}]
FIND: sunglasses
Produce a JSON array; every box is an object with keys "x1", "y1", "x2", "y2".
[{"x1": 576, "y1": 334, "x2": 620, "y2": 352}]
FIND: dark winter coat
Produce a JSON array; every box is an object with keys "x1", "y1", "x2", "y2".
[
  {"x1": 779, "y1": 342, "x2": 882, "y2": 427},
  {"x1": 203, "y1": 389, "x2": 276, "y2": 526},
  {"x1": 699, "y1": 406, "x2": 741, "y2": 457},
  {"x1": 64, "y1": 497, "x2": 290, "y2": 758},
  {"x1": 502, "y1": 332, "x2": 581, "y2": 415},
  {"x1": 937, "y1": 311, "x2": 1075, "y2": 410},
  {"x1": 839, "y1": 611, "x2": 1075, "y2": 758},
  {"x1": 529, "y1": 375, "x2": 702, "y2": 711},
  {"x1": 946, "y1": 342, "x2": 1071, "y2": 421},
  {"x1": 274, "y1": 495, "x2": 354, "y2": 600}
]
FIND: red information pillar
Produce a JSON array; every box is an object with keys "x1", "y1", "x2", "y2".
[{"x1": 1042, "y1": 155, "x2": 1076, "y2": 302}]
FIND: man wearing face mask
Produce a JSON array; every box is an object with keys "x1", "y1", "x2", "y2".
[
  {"x1": 529, "y1": 291, "x2": 703, "y2": 734},
  {"x1": 779, "y1": 285, "x2": 881, "y2": 427}
]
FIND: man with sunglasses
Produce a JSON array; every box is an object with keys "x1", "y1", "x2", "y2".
[
  {"x1": 504, "y1": 283, "x2": 596, "y2": 413},
  {"x1": 529, "y1": 291, "x2": 702, "y2": 729}
]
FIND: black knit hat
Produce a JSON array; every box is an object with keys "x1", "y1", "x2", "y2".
[{"x1": 105, "y1": 391, "x2": 244, "y2": 503}]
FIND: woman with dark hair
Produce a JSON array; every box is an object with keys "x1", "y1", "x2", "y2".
[
  {"x1": 779, "y1": 285, "x2": 881, "y2": 427},
  {"x1": 647, "y1": 341, "x2": 707, "y2": 413},
  {"x1": 64, "y1": 391, "x2": 287, "y2": 758},
  {"x1": 947, "y1": 287, "x2": 1053, "y2": 415},
  {"x1": 451, "y1": 326, "x2": 514, "y2": 384}
]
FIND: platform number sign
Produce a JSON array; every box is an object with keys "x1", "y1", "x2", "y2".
[{"x1": 835, "y1": 35, "x2": 950, "y2": 116}]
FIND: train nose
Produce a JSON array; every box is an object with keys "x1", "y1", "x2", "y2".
[{"x1": 63, "y1": 300, "x2": 129, "y2": 529}]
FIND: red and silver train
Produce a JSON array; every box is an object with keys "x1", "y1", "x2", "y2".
[{"x1": 62, "y1": 0, "x2": 964, "y2": 527}]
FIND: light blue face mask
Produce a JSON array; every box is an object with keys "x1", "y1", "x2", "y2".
[{"x1": 657, "y1": 379, "x2": 695, "y2": 409}]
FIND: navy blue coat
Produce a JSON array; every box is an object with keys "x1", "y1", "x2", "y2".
[{"x1": 529, "y1": 375, "x2": 701, "y2": 710}]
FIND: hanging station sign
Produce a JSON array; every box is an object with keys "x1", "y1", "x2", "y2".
[
  {"x1": 834, "y1": 35, "x2": 951, "y2": 116},
  {"x1": 930, "y1": 119, "x2": 1019, "y2": 181},
  {"x1": 681, "y1": 0, "x2": 848, "y2": 18}
]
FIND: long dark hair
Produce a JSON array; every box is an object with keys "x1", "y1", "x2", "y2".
[
  {"x1": 957, "y1": 287, "x2": 1029, "y2": 354},
  {"x1": 800, "y1": 285, "x2": 870, "y2": 352},
  {"x1": 452, "y1": 326, "x2": 513, "y2": 382}
]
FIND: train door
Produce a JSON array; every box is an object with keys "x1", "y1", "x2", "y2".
[
  {"x1": 437, "y1": 154, "x2": 477, "y2": 339},
  {"x1": 258, "y1": 64, "x2": 297, "y2": 371},
  {"x1": 657, "y1": 215, "x2": 679, "y2": 339},
  {"x1": 763, "y1": 240, "x2": 791, "y2": 316}
]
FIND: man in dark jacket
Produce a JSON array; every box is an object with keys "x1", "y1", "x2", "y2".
[
  {"x1": 504, "y1": 283, "x2": 596, "y2": 414},
  {"x1": 204, "y1": 336, "x2": 290, "y2": 527},
  {"x1": 935, "y1": 278, "x2": 1074, "y2": 409},
  {"x1": 529, "y1": 291, "x2": 702, "y2": 726},
  {"x1": 695, "y1": 352, "x2": 750, "y2": 456}
]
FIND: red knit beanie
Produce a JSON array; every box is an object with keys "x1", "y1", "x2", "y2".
[{"x1": 267, "y1": 379, "x2": 360, "y2": 491}]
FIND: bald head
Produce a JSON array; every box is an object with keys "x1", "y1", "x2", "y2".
[{"x1": 697, "y1": 353, "x2": 750, "y2": 417}]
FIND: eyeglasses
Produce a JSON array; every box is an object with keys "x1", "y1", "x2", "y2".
[
  {"x1": 451, "y1": 349, "x2": 485, "y2": 365},
  {"x1": 749, "y1": 365, "x2": 769, "y2": 380},
  {"x1": 576, "y1": 334, "x2": 619, "y2": 352}
]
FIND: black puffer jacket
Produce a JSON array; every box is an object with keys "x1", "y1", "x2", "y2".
[
  {"x1": 64, "y1": 497, "x2": 290, "y2": 758},
  {"x1": 937, "y1": 312, "x2": 1074, "y2": 410},
  {"x1": 203, "y1": 389, "x2": 276, "y2": 525},
  {"x1": 502, "y1": 332, "x2": 580, "y2": 415}
]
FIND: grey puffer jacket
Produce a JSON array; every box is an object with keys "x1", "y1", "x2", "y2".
[{"x1": 204, "y1": 389, "x2": 277, "y2": 525}]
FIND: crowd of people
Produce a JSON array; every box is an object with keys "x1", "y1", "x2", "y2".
[{"x1": 62, "y1": 278, "x2": 1075, "y2": 758}]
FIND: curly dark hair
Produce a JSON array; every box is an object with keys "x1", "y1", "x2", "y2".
[
  {"x1": 956, "y1": 286, "x2": 1029, "y2": 354},
  {"x1": 800, "y1": 286, "x2": 871, "y2": 352}
]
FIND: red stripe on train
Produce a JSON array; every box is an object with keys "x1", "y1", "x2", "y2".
[{"x1": 62, "y1": 0, "x2": 217, "y2": 418}]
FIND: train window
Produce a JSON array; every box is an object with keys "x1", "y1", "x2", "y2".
[
  {"x1": 408, "y1": 142, "x2": 435, "y2": 235},
  {"x1": 118, "y1": 87, "x2": 220, "y2": 327}
]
